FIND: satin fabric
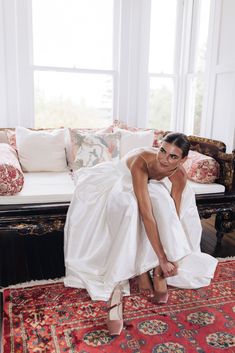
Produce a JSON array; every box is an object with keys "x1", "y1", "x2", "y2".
[{"x1": 64, "y1": 157, "x2": 218, "y2": 301}]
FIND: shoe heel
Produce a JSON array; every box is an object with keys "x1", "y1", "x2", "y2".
[{"x1": 106, "y1": 286, "x2": 123, "y2": 336}]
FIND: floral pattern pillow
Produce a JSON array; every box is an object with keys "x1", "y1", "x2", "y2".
[
  {"x1": 183, "y1": 150, "x2": 220, "y2": 183},
  {"x1": 73, "y1": 131, "x2": 121, "y2": 170},
  {"x1": 68, "y1": 126, "x2": 114, "y2": 167},
  {"x1": 0, "y1": 143, "x2": 24, "y2": 195}
]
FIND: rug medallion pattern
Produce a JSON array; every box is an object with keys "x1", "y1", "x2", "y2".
[{"x1": 2, "y1": 261, "x2": 235, "y2": 352}]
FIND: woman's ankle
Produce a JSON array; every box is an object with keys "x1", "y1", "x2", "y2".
[
  {"x1": 138, "y1": 272, "x2": 154, "y2": 294},
  {"x1": 153, "y1": 266, "x2": 163, "y2": 278}
]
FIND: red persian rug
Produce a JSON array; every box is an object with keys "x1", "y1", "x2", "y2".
[{"x1": 2, "y1": 260, "x2": 235, "y2": 353}]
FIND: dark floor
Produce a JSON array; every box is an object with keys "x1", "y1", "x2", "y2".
[
  {"x1": 0, "y1": 218, "x2": 234, "y2": 352},
  {"x1": 200, "y1": 216, "x2": 235, "y2": 257}
]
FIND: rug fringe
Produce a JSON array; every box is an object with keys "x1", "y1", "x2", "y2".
[
  {"x1": 0, "y1": 277, "x2": 64, "y2": 292},
  {"x1": 217, "y1": 256, "x2": 235, "y2": 262}
]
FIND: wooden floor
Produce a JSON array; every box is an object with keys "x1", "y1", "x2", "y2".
[
  {"x1": 200, "y1": 215, "x2": 235, "y2": 257},
  {"x1": 0, "y1": 218, "x2": 234, "y2": 351}
]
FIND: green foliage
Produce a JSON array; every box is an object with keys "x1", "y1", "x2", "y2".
[
  {"x1": 34, "y1": 87, "x2": 112, "y2": 128},
  {"x1": 149, "y1": 86, "x2": 172, "y2": 130}
]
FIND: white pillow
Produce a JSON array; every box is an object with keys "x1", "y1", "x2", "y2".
[
  {"x1": 115, "y1": 128, "x2": 155, "y2": 157},
  {"x1": 16, "y1": 127, "x2": 68, "y2": 172}
]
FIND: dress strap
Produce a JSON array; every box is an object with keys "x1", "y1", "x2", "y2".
[
  {"x1": 129, "y1": 153, "x2": 148, "y2": 171},
  {"x1": 129, "y1": 152, "x2": 157, "y2": 171},
  {"x1": 139, "y1": 153, "x2": 149, "y2": 166}
]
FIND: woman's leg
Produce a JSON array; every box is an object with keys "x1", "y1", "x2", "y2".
[
  {"x1": 148, "y1": 180, "x2": 217, "y2": 289},
  {"x1": 152, "y1": 266, "x2": 168, "y2": 303},
  {"x1": 138, "y1": 271, "x2": 154, "y2": 295},
  {"x1": 138, "y1": 180, "x2": 194, "y2": 300}
]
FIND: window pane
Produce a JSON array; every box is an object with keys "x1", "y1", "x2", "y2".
[
  {"x1": 149, "y1": 77, "x2": 173, "y2": 130},
  {"x1": 149, "y1": 0, "x2": 177, "y2": 73},
  {"x1": 195, "y1": 0, "x2": 211, "y2": 72},
  {"x1": 34, "y1": 72, "x2": 113, "y2": 128},
  {"x1": 32, "y1": 0, "x2": 113, "y2": 69},
  {"x1": 192, "y1": 74, "x2": 205, "y2": 135},
  {"x1": 190, "y1": 1, "x2": 211, "y2": 134}
]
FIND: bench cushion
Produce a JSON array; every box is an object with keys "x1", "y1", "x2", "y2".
[
  {"x1": 0, "y1": 171, "x2": 225, "y2": 205},
  {"x1": 188, "y1": 180, "x2": 225, "y2": 194},
  {"x1": 0, "y1": 172, "x2": 74, "y2": 204}
]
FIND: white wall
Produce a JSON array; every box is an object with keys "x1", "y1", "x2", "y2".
[{"x1": 202, "y1": 0, "x2": 235, "y2": 152}]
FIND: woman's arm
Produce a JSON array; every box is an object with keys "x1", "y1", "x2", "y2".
[
  {"x1": 169, "y1": 167, "x2": 187, "y2": 216},
  {"x1": 130, "y1": 157, "x2": 176, "y2": 277}
]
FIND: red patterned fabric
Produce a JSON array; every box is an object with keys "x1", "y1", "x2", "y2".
[
  {"x1": 2, "y1": 260, "x2": 235, "y2": 352},
  {"x1": 0, "y1": 143, "x2": 24, "y2": 195},
  {"x1": 183, "y1": 150, "x2": 220, "y2": 183}
]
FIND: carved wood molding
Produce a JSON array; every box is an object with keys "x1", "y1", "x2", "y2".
[
  {"x1": 12, "y1": 220, "x2": 65, "y2": 235},
  {"x1": 1, "y1": 218, "x2": 66, "y2": 236}
]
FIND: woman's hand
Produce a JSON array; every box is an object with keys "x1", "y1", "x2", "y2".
[{"x1": 159, "y1": 259, "x2": 178, "y2": 278}]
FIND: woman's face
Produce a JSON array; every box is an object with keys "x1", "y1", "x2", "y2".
[{"x1": 158, "y1": 142, "x2": 187, "y2": 170}]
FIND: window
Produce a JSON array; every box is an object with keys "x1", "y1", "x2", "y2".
[
  {"x1": 0, "y1": 0, "x2": 212, "y2": 133},
  {"x1": 189, "y1": 0, "x2": 211, "y2": 135},
  {"x1": 148, "y1": 0, "x2": 178, "y2": 130},
  {"x1": 148, "y1": 0, "x2": 211, "y2": 135},
  {"x1": 32, "y1": 0, "x2": 116, "y2": 128}
]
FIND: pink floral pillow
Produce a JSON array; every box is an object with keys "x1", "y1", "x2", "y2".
[
  {"x1": 183, "y1": 150, "x2": 220, "y2": 183},
  {"x1": 0, "y1": 143, "x2": 24, "y2": 195}
]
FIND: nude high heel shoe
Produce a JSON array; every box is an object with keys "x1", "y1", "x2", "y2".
[{"x1": 106, "y1": 285, "x2": 123, "y2": 336}]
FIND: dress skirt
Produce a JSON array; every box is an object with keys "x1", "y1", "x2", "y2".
[{"x1": 64, "y1": 159, "x2": 218, "y2": 301}]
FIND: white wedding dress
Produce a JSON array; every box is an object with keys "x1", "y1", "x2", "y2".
[{"x1": 64, "y1": 151, "x2": 218, "y2": 301}]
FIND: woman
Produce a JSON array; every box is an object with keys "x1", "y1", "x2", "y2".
[{"x1": 64, "y1": 132, "x2": 218, "y2": 335}]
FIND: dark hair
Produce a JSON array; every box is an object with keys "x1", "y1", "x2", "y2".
[{"x1": 162, "y1": 132, "x2": 190, "y2": 158}]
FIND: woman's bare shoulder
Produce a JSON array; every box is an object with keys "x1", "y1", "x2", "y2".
[{"x1": 125, "y1": 147, "x2": 158, "y2": 169}]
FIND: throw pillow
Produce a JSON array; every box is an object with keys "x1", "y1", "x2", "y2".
[
  {"x1": 152, "y1": 130, "x2": 167, "y2": 147},
  {"x1": 113, "y1": 121, "x2": 165, "y2": 149},
  {"x1": 68, "y1": 126, "x2": 114, "y2": 168},
  {"x1": 114, "y1": 128, "x2": 155, "y2": 157},
  {"x1": 73, "y1": 131, "x2": 121, "y2": 170},
  {"x1": 183, "y1": 150, "x2": 220, "y2": 183},
  {"x1": 113, "y1": 120, "x2": 140, "y2": 132},
  {"x1": 0, "y1": 143, "x2": 24, "y2": 195},
  {"x1": 16, "y1": 127, "x2": 68, "y2": 172},
  {"x1": 6, "y1": 129, "x2": 16, "y2": 149},
  {"x1": 0, "y1": 131, "x2": 9, "y2": 144}
]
